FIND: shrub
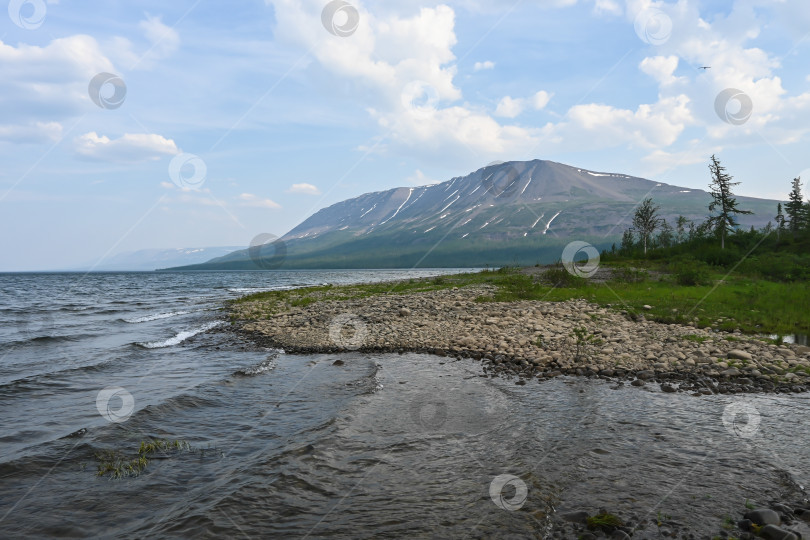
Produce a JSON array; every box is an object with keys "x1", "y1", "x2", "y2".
[
  {"x1": 611, "y1": 267, "x2": 648, "y2": 283},
  {"x1": 543, "y1": 264, "x2": 585, "y2": 288},
  {"x1": 670, "y1": 257, "x2": 712, "y2": 286}
]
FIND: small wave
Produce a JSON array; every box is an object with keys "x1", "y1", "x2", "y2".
[
  {"x1": 236, "y1": 355, "x2": 278, "y2": 376},
  {"x1": 124, "y1": 311, "x2": 190, "y2": 323},
  {"x1": 227, "y1": 286, "x2": 297, "y2": 294},
  {"x1": 137, "y1": 321, "x2": 224, "y2": 349}
]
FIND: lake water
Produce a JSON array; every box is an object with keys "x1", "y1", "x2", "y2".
[{"x1": 1, "y1": 271, "x2": 808, "y2": 538}]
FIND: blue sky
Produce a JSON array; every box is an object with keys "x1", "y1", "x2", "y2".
[{"x1": 1, "y1": 0, "x2": 809, "y2": 271}]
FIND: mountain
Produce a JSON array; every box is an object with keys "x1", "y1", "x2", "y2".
[
  {"x1": 162, "y1": 160, "x2": 779, "y2": 270},
  {"x1": 81, "y1": 246, "x2": 246, "y2": 271}
]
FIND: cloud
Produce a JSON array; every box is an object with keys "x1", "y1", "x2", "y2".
[
  {"x1": 593, "y1": 0, "x2": 622, "y2": 15},
  {"x1": 107, "y1": 15, "x2": 181, "y2": 70},
  {"x1": 565, "y1": 95, "x2": 694, "y2": 148},
  {"x1": 0, "y1": 122, "x2": 63, "y2": 144},
  {"x1": 495, "y1": 91, "x2": 552, "y2": 118},
  {"x1": 495, "y1": 96, "x2": 525, "y2": 118},
  {"x1": 625, "y1": 0, "x2": 810, "y2": 145},
  {"x1": 639, "y1": 55, "x2": 681, "y2": 86},
  {"x1": 266, "y1": 0, "x2": 810, "y2": 170},
  {"x1": 237, "y1": 193, "x2": 281, "y2": 209},
  {"x1": 473, "y1": 61, "x2": 495, "y2": 71},
  {"x1": 268, "y1": 1, "x2": 539, "y2": 160},
  {"x1": 286, "y1": 183, "x2": 322, "y2": 195},
  {"x1": 531, "y1": 90, "x2": 552, "y2": 110},
  {"x1": 139, "y1": 15, "x2": 180, "y2": 59},
  {"x1": 74, "y1": 132, "x2": 180, "y2": 162},
  {"x1": 640, "y1": 145, "x2": 722, "y2": 177},
  {"x1": 0, "y1": 35, "x2": 115, "y2": 125}
]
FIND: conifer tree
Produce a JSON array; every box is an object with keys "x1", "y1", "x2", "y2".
[
  {"x1": 706, "y1": 155, "x2": 752, "y2": 249},
  {"x1": 775, "y1": 202, "x2": 786, "y2": 240},
  {"x1": 785, "y1": 177, "x2": 805, "y2": 234}
]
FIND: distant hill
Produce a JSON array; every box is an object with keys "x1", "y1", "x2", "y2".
[
  {"x1": 82, "y1": 246, "x2": 246, "y2": 271},
  {"x1": 161, "y1": 159, "x2": 780, "y2": 270}
]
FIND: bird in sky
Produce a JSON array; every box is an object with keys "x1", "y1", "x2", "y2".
[{"x1": 699, "y1": 66, "x2": 711, "y2": 70}]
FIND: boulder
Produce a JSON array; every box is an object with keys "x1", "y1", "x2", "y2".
[
  {"x1": 744, "y1": 508, "x2": 781, "y2": 526},
  {"x1": 758, "y1": 524, "x2": 798, "y2": 540},
  {"x1": 729, "y1": 349, "x2": 753, "y2": 361}
]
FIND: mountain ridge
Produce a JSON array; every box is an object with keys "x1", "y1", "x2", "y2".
[{"x1": 161, "y1": 159, "x2": 779, "y2": 270}]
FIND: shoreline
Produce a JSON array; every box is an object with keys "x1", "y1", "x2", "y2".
[{"x1": 230, "y1": 277, "x2": 810, "y2": 395}]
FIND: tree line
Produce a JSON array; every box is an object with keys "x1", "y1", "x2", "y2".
[{"x1": 618, "y1": 154, "x2": 810, "y2": 256}]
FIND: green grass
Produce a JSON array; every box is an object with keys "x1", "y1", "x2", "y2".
[
  {"x1": 95, "y1": 439, "x2": 191, "y2": 479},
  {"x1": 230, "y1": 265, "x2": 810, "y2": 337},
  {"x1": 586, "y1": 512, "x2": 623, "y2": 530}
]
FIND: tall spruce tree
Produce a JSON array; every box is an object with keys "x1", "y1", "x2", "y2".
[
  {"x1": 775, "y1": 202, "x2": 786, "y2": 239},
  {"x1": 706, "y1": 155, "x2": 752, "y2": 249},
  {"x1": 632, "y1": 197, "x2": 662, "y2": 255},
  {"x1": 785, "y1": 177, "x2": 805, "y2": 234}
]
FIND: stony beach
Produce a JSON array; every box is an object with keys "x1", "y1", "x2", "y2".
[{"x1": 232, "y1": 282, "x2": 810, "y2": 395}]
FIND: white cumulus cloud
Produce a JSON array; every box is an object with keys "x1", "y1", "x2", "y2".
[
  {"x1": 237, "y1": 193, "x2": 281, "y2": 209},
  {"x1": 286, "y1": 183, "x2": 322, "y2": 195},
  {"x1": 495, "y1": 91, "x2": 552, "y2": 118},
  {"x1": 74, "y1": 132, "x2": 179, "y2": 162}
]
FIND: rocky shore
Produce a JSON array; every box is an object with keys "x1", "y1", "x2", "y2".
[{"x1": 232, "y1": 283, "x2": 810, "y2": 394}]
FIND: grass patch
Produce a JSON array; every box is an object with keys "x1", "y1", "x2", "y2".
[
  {"x1": 586, "y1": 512, "x2": 623, "y2": 530},
  {"x1": 95, "y1": 439, "x2": 191, "y2": 479}
]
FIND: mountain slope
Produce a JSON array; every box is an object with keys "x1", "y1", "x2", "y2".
[{"x1": 163, "y1": 160, "x2": 779, "y2": 270}]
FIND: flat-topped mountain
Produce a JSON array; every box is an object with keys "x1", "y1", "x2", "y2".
[{"x1": 163, "y1": 160, "x2": 778, "y2": 269}]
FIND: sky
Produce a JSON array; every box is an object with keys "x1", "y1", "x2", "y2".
[{"x1": 1, "y1": 0, "x2": 809, "y2": 271}]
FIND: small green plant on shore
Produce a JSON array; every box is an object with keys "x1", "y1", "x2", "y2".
[
  {"x1": 572, "y1": 327, "x2": 600, "y2": 360},
  {"x1": 586, "y1": 512, "x2": 623, "y2": 530},
  {"x1": 289, "y1": 297, "x2": 316, "y2": 308},
  {"x1": 543, "y1": 264, "x2": 586, "y2": 288},
  {"x1": 722, "y1": 515, "x2": 735, "y2": 530}
]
